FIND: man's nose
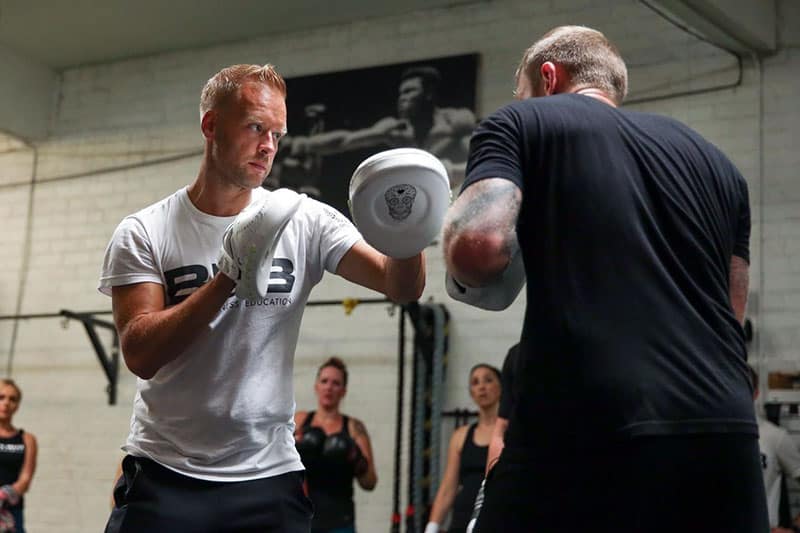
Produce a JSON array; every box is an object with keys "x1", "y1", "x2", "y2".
[{"x1": 258, "y1": 134, "x2": 277, "y2": 155}]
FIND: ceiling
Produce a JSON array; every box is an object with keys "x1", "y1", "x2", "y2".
[
  {"x1": 0, "y1": 0, "x2": 778, "y2": 71},
  {"x1": 0, "y1": 0, "x2": 473, "y2": 70},
  {"x1": 0, "y1": 0, "x2": 776, "y2": 142}
]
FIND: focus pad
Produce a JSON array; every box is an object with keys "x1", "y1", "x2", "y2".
[{"x1": 348, "y1": 148, "x2": 451, "y2": 259}]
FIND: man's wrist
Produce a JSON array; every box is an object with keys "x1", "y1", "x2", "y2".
[{"x1": 214, "y1": 271, "x2": 237, "y2": 291}]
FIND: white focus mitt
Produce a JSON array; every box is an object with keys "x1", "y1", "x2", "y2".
[
  {"x1": 446, "y1": 249, "x2": 525, "y2": 311},
  {"x1": 349, "y1": 148, "x2": 451, "y2": 259},
  {"x1": 218, "y1": 188, "x2": 305, "y2": 300}
]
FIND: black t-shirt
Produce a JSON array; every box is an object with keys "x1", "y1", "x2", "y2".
[
  {"x1": 499, "y1": 344, "x2": 520, "y2": 419},
  {"x1": 463, "y1": 94, "x2": 754, "y2": 452}
]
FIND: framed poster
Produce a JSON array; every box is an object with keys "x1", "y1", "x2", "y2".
[{"x1": 266, "y1": 53, "x2": 479, "y2": 217}]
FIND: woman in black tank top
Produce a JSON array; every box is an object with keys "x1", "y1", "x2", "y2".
[
  {"x1": 425, "y1": 364, "x2": 501, "y2": 533},
  {"x1": 0, "y1": 379, "x2": 38, "y2": 533},
  {"x1": 294, "y1": 357, "x2": 377, "y2": 533}
]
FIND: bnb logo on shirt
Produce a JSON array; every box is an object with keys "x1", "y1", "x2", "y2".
[{"x1": 165, "y1": 258, "x2": 296, "y2": 305}]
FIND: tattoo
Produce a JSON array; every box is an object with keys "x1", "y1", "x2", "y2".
[
  {"x1": 729, "y1": 255, "x2": 749, "y2": 324},
  {"x1": 447, "y1": 180, "x2": 519, "y2": 236},
  {"x1": 444, "y1": 178, "x2": 522, "y2": 260},
  {"x1": 352, "y1": 419, "x2": 367, "y2": 437}
]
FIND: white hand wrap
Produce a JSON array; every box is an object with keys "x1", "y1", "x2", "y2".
[
  {"x1": 423, "y1": 523, "x2": 440, "y2": 533},
  {"x1": 446, "y1": 249, "x2": 525, "y2": 311},
  {"x1": 218, "y1": 188, "x2": 304, "y2": 300},
  {"x1": 0, "y1": 484, "x2": 19, "y2": 506}
]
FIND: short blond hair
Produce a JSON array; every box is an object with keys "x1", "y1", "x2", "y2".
[
  {"x1": 516, "y1": 26, "x2": 628, "y2": 105},
  {"x1": 199, "y1": 64, "x2": 287, "y2": 117},
  {"x1": 0, "y1": 379, "x2": 21, "y2": 402}
]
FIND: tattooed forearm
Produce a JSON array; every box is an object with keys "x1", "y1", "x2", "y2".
[
  {"x1": 443, "y1": 178, "x2": 522, "y2": 285},
  {"x1": 729, "y1": 255, "x2": 749, "y2": 325},
  {"x1": 444, "y1": 179, "x2": 521, "y2": 245}
]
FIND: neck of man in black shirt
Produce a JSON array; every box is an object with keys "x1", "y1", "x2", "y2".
[{"x1": 514, "y1": 60, "x2": 617, "y2": 108}]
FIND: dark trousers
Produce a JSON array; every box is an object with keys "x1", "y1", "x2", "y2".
[
  {"x1": 105, "y1": 455, "x2": 313, "y2": 533},
  {"x1": 9, "y1": 506, "x2": 24, "y2": 533},
  {"x1": 474, "y1": 434, "x2": 769, "y2": 533}
]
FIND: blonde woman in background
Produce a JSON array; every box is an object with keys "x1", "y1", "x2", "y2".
[
  {"x1": 295, "y1": 357, "x2": 377, "y2": 533},
  {"x1": 0, "y1": 379, "x2": 37, "y2": 533}
]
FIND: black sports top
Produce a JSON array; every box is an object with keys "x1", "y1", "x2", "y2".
[
  {"x1": 450, "y1": 423, "x2": 488, "y2": 532},
  {"x1": 303, "y1": 412, "x2": 356, "y2": 530},
  {"x1": 0, "y1": 430, "x2": 25, "y2": 509}
]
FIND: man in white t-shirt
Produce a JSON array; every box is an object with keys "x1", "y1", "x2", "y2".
[
  {"x1": 100, "y1": 64, "x2": 425, "y2": 533},
  {"x1": 751, "y1": 367, "x2": 800, "y2": 532}
]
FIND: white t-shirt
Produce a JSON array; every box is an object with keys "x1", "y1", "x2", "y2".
[
  {"x1": 758, "y1": 416, "x2": 800, "y2": 527},
  {"x1": 99, "y1": 186, "x2": 361, "y2": 481}
]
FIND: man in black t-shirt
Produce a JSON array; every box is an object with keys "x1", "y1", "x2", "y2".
[{"x1": 443, "y1": 25, "x2": 767, "y2": 532}]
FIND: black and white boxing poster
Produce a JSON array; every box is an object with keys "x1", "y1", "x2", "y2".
[{"x1": 266, "y1": 53, "x2": 479, "y2": 218}]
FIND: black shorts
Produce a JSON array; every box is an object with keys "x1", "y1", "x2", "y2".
[
  {"x1": 105, "y1": 455, "x2": 313, "y2": 533},
  {"x1": 474, "y1": 434, "x2": 768, "y2": 533}
]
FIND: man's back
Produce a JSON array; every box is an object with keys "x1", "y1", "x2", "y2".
[{"x1": 466, "y1": 94, "x2": 754, "y2": 450}]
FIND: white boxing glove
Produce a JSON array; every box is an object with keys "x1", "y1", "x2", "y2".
[
  {"x1": 446, "y1": 249, "x2": 525, "y2": 311},
  {"x1": 218, "y1": 188, "x2": 304, "y2": 300}
]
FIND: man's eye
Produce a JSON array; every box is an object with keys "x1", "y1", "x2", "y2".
[
  {"x1": 272, "y1": 131, "x2": 285, "y2": 141},
  {"x1": 250, "y1": 124, "x2": 263, "y2": 132}
]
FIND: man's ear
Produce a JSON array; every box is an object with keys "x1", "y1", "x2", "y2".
[
  {"x1": 540, "y1": 62, "x2": 559, "y2": 96},
  {"x1": 200, "y1": 110, "x2": 216, "y2": 140}
]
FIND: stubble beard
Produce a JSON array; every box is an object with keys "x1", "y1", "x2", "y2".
[{"x1": 213, "y1": 146, "x2": 270, "y2": 190}]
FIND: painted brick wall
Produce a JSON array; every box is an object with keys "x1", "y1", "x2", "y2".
[{"x1": 0, "y1": 0, "x2": 797, "y2": 531}]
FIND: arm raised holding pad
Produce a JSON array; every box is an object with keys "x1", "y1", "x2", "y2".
[
  {"x1": 443, "y1": 178, "x2": 525, "y2": 311},
  {"x1": 446, "y1": 246, "x2": 525, "y2": 311}
]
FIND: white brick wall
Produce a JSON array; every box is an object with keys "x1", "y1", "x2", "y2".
[{"x1": 0, "y1": 0, "x2": 797, "y2": 531}]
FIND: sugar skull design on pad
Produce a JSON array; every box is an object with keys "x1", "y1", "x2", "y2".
[{"x1": 384, "y1": 184, "x2": 417, "y2": 221}]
